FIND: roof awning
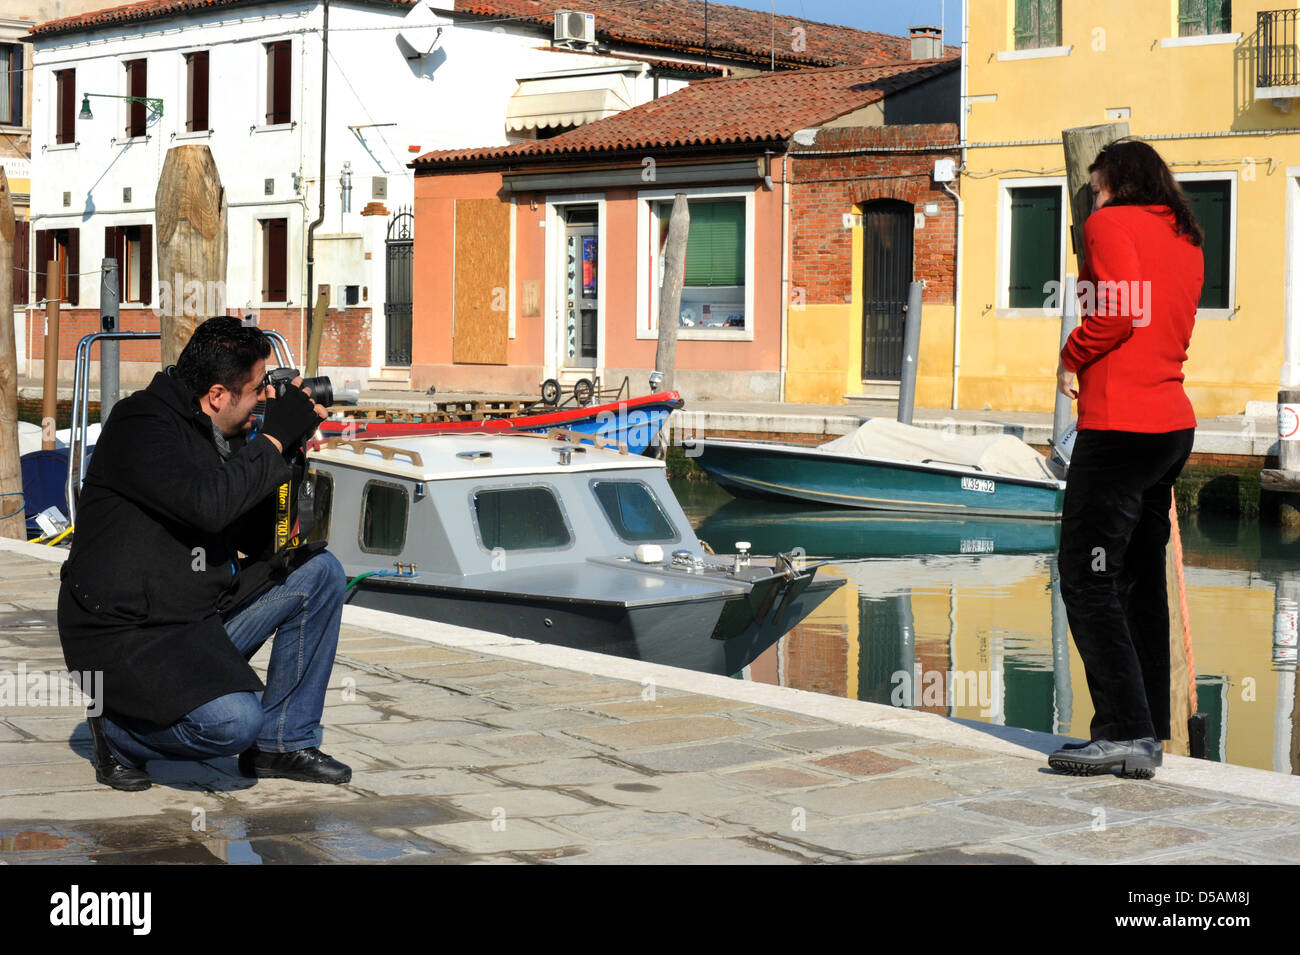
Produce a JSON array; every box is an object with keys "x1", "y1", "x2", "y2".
[{"x1": 505, "y1": 71, "x2": 637, "y2": 132}]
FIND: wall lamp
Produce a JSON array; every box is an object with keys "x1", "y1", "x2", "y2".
[{"x1": 78, "y1": 93, "x2": 165, "y2": 120}]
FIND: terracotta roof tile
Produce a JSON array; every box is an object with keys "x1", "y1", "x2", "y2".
[
  {"x1": 456, "y1": 0, "x2": 934, "y2": 68},
  {"x1": 30, "y1": 0, "x2": 412, "y2": 37},
  {"x1": 413, "y1": 58, "x2": 958, "y2": 169}
]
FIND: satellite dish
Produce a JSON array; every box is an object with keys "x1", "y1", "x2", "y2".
[{"x1": 397, "y1": 2, "x2": 444, "y2": 60}]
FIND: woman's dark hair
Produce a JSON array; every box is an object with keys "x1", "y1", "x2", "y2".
[
  {"x1": 1089, "y1": 139, "x2": 1203, "y2": 246},
  {"x1": 174, "y1": 316, "x2": 272, "y2": 398}
]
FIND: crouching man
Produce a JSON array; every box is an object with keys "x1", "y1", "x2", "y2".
[{"x1": 58, "y1": 316, "x2": 351, "y2": 790}]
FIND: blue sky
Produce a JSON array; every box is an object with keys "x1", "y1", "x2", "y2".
[{"x1": 722, "y1": 1, "x2": 960, "y2": 42}]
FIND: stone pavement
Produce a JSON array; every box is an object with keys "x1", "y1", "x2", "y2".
[{"x1": 2, "y1": 541, "x2": 1299, "y2": 865}]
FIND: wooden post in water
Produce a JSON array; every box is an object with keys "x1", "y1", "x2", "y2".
[
  {"x1": 156, "y1": 145, "x2": 228, "y2": 368},
  {"x1": 0, "y1": 171, "x2": 23, "y2": 541},
  {"x1": 655, "y1": 193, "x2": 689, "y2": 394},
  {"x1": 41, "y1": 261, "x2": 60, "y2": 452},
  {"x1": 1062, "y1": 122, "x2": 1128, "y2": 272}
]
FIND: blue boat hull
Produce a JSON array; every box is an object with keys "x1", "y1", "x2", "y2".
[
  {"x1": 696, "y1": 499, "x2": 1060, "y2": 558},
  {"x1": 516, "y1": 406, "x2": 674, "y2": 455},
  {"x1": 693, "y1": 439, "x2": 1064, "y2": 520}
]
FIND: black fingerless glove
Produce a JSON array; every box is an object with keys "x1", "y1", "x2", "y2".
[{"x1": 260, "y1": 386, "x2": 320, "y2": 449}]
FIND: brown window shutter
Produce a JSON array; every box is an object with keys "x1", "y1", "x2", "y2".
[
  {"x1": 267, "y1": 218, "x2": 287, "y2": 300},
  {"x1": 267, "y1": 41, "x2": 291, "y2": 125},
  {"x1": 104, "y1": 226, "x2": 121, "y2": 300},
  {"x1": 139, "y1": 224, "x2": 153, "y2": 306},
  {"x1": 33, "y1": 229, "x2": 50, "y2": 302},
  {"x1": 12, "y1": 219, "x2": 27, "y2": 302},
  {"x1": 56, "y1": 70, "x2": 75, "y2": 145},
  {"x1": 65, "y1": 229, "x2": 80, "y2": 306},
  {"x1": 126, "y1": 60, "x2": 146, "y2": 137},
  {"x1": 188, "y1": 51, "x2": 209, "y2": 133}
]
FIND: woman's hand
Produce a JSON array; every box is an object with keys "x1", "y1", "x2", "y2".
[{"x1": 1056, "y1": 361, "x2": 1078, "y2": 400}]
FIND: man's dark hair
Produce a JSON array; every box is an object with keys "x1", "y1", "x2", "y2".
[
  {"x1": 174, "y1": 317, "x2": 272, "y2": 398},
  {"x1": 1089, "y1": 139, "x2": 1204, "y2": 247}
]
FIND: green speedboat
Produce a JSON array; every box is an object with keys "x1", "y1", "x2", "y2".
[{"x1": 690, "y1": 419, "x2": 1066, "y2": 521}]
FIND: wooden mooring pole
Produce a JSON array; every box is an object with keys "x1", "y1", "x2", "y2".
[
  {"x1": 155, "y1": 145, "x2": 228, "y2": 368},
  {"x1": 0, "y1": 170, "x2": 23, "y2": 541}
]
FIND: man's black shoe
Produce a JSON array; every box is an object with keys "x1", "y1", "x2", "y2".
[
  {"x1": 238, "y1": 746, "x2": 352, "y2": 784},
  {"x1": 86, "y1": 715, "x2": 152, "y2": 791},
  {"x1": 1047, "y1": 737, "x2": 1162, "y2": 779}
]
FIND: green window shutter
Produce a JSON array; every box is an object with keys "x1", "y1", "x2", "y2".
[
  {"x1": 1013, "y1": 0, "x2": 1038, "y2": 49},
  {"x1": 1179, "y1": 0, "x2": 1228, "y2": 36},
  {"x1": 1182, "y1": 180, "x2": 1231, "y2": 310},
  {"x1": 1008, "y1": 186, "x2": 1061, "y2": 309},
  {"x1": 1038, "y1": 0, "x2": 1061, "y2": 47},
  {"x1": 1014, "y1": 0, "x2": 1060, "y2": 50},
  {"x1": 1209, "y1": 0, "x2": 1231, "y2": 35},
  {"x1": 682, "y1": 200, "x2": 744, "y2": 288}
]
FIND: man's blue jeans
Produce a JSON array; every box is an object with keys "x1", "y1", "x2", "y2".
[{"x1": 102, "y1": 551, "x2": 346, "y2": 768}]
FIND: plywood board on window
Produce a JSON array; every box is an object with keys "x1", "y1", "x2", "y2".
[{"x1": 452, "y1": 198, "x2": 510, "y2": 365}]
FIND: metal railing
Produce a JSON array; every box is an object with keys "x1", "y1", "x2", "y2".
[
  {"x1": 65, "y1": 328, "x2": 297, "y2": 523},
  {"x1": 1259, "y1": 9, "x2": 1300, "y2": 89},
  {"x1": 67, "y1": 332, "x2": 160, "y2": 524}
]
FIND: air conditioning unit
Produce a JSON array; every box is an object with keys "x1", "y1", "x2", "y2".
[{"x1": 554, "y1": 10, "x2": 596, "y2": 46}]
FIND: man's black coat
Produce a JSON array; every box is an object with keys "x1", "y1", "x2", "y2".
[{"x1": 58, "y1": 369, "x2": 296, "y2": 726}]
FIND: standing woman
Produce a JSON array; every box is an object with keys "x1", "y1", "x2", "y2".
[{"x1": 1049, "y1": 139, "x2": 1203, "y2": 779}]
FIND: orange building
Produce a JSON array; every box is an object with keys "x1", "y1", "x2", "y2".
[{"x1": 410, "y1": 57, "x2": 959, "y2": 401}]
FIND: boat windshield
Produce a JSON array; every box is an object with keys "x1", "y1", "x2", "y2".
[
  {"x1": 590, "y1": 480, "x2": 678, "y2": 543},
  {"x1": 473, "y1": 485, "x2": 572, "y2": 552}
]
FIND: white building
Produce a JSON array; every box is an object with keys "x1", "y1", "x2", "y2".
[
  {"x1": 25, "y1": 0, "x2": 911, "y2": 388},
  {"x1": 25, "y1": 0, "x2": 707, "y2": 386}
]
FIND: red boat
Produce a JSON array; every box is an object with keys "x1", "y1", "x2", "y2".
[{"x1": 317, "y1": 391, "x2": 683, "y2": 455}]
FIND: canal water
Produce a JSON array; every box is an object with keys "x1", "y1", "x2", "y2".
[{"x1": 672, "y1": 478, "x2": 1300, "y2": 777}]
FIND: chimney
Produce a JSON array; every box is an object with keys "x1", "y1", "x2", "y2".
[{"x1": 909, "y1": 25, "x2": 944, "y2": 60}]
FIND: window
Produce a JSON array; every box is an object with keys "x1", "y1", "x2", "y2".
[
  {"x1": 1178, "y1": 0, "x2": 1231, "y2": 37},
  {"x1": 1014, "y1": 0, "x2": 1062, "y2": 50},
  {"x1": 1180, "y1": 178, "x2": 1232, "y2": 311},
  {"x1": 1006, "y1": 185, "x2": 1062, "y2": 309},
  {"x1": 185, "y1": 50, "x2": 209, "y2": 133},
  {"x1": 123, "y1": 58, "x2": 147, "y2": 138},
  {"x1": 655, "y1": 197, "x2": 746, "y2": 330},
  {"x1": 473, "y1": 486, "x2": 571, "y2": 552},
  {"x1": 55, "y1": 68, "x2": 74, "y2": 144},
  {"x1": 12, "y1": 220, "x2": 28, "y2": 305},
  {"x1": 265, "y1": 40, "x2": 291, "y2": 125},
  {"x1": 359, "y1": 481, "x2": 407, "y2": 554},
  {"x1": 0, "y1": 43, "x2": 23, "y2": 127},
  {"x1": 33, "y1": 228, "x2": 79, "y2": 305},
  {"x1": 103, "y1": 225, "x2": 153, "y2": 304},
  {"x1": 591, "y1": 481, "x2": 678, "y2": 543},
  {"x1": 260, "y1": 218, "x2": 287, "y2": 301}
]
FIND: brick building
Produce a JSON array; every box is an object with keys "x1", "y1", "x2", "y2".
[{"x1": 411, "y1": 51, "x2": 959, "y2": 401}]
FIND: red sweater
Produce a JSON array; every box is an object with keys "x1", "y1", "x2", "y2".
[{"x1": 1059, "y1": 205, "x2": 1201, "y2": 432}]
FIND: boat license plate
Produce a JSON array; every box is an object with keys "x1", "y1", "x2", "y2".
[
  {"x1": 961, "y1": 476, "x2": 996, "y2": 494},
  {"x1": 961, "y1": 538, "x2": 995, "y2": 554}
]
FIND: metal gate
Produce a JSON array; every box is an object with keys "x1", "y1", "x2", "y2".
[
  {"x1": 861, "y1": 199, "x2": 914, "y2": 381},
  {"x1": 385, "y1": 208, "x2": 413, "y2": 366}
]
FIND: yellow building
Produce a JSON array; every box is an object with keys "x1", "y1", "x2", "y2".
[{"x1": 957, "y1": 0, "x2": 1300, "y2": 417}]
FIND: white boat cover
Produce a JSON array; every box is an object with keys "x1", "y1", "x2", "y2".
[{"x1": 818, "y1": 418, "x2": 1060, "y2": 482}]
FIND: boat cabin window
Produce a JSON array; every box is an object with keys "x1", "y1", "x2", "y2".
[
  {"x1": 305, "y1": 468, "x2": 332, "y2": 544},
  {"x1": 473, "y1": 485, "x2": 571, "y2": 552},
  {"x1": 359, "y1": 480, "x2": 408, "y2": 555},
  {"x1": 590, "y1": 480, "x2": 678, "y2": 543}
]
